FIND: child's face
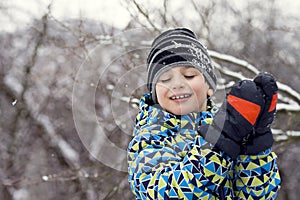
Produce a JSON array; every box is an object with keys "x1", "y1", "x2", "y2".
[{"x1": 155, "y1": 66, "x2": 213, "y2": 115}]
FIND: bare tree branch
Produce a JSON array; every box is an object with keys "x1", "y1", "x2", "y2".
[
  {"x1": 130, "y1": 0, "x2": 160, "y2": 32},
  {"x1": 209, "y1": 50, "x2": 260, "y2": 74},
  {"x1": 209, "y1": 50, "x2": 300, "y2": 110}
]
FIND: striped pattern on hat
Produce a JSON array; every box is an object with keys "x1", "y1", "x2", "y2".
[{"x1": 146, "y1": 28, "x2": 217, "y2": 104}]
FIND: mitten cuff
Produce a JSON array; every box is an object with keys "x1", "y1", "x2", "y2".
[
  {"x1": 198, "y1": 124, "x2": 241, "y2": 159},
  {"x1": 242, "y1": 131, "x2": 274, "y2": 155}
]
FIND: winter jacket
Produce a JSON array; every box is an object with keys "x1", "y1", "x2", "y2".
[{"x1": 127, "y1": 94, "x2": 281, "y2": 199}]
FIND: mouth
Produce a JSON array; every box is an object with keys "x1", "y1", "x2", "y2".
[{"x1": 170, "y1": 94, "x2": 192, "y2": 100}]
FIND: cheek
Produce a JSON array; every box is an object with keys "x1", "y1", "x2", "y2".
[
  {"x1": 189, "y1": 81, "x2": 208, "y2": 100},
  {"x1": 155, "y1": 84, "x2": 168, "y2": 98}
]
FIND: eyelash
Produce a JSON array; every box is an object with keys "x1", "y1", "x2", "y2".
[
  {"x1": 160, "y1": 78, "x2": 170, "y2": 83},
  {"x1": 184, "y1": 75, "x2": 195, "y2": 79}
]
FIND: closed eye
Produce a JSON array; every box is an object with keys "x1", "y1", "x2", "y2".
[
  {"x1": 159, "y1": 78, "x2": 171, "y2": 83},
  {"x1": 184, "y1": 75, "x2": 195, "y2": 79}
]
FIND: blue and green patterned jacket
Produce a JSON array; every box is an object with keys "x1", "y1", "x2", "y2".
[{"x1": 128, "y1": 94, "x2": 281, "y2": 199}]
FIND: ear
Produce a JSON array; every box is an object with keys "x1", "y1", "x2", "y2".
[{"x1": 207, "y1": 89, "x2": 213, "y2": 97}]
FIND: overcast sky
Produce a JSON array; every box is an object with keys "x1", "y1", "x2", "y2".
[
  {"x1": 2, "y1": 0, "x2": 130, "y2": 32},
  {"x1": 2, "y1": 0, "x2": 300, "y2": 32}
]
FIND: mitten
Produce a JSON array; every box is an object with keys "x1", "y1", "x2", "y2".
[
  {"x1": 243, "y1": 72, "x2": 278, "y2": 154},
  {"x1": 198, "y1": 80, "x2": 264, "y2": 159}
]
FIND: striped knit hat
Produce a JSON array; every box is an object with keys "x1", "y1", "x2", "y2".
[{"x1": 147, "y1": 28, "x2": 217, "y2": 104}]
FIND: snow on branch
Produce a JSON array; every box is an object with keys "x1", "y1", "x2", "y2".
[
  {"x1": 272, "y1": 128, "x2": 300, "y2": 141},
  {"x1": 35, "y1": 114, "x2": 80, "y2": 168},
  {"x1": 210, "y1": 50, "x2": 300, "y2": 112},
  {"x1": 4, "y1": 68, "x2": 80, "y2": 170},
  {"x1": 277, "y1": 81, "x2": 300, "y2": 103},
  {"x1": 212, "y1": 61, "x2": 248, "y2": 80},
  {"x1": 208, "y1": 50, "x2": 260, "y2": 75}
]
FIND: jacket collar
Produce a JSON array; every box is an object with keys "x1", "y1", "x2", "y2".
[{"x1": 134, "y1": 94, "x2": 216, "y2": 134}]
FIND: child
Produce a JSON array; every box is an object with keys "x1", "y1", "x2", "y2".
[{"x1": 127, "y1": 28, "x2": 281, "y2": 199}]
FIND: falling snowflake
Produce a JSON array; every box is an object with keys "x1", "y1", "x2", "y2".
[
  {"x1": 42, "y1": 175, "x2": 49, "y2": 181},
  {"x1": 12, "y1": 99, "x2": 17, "y2": 106}
]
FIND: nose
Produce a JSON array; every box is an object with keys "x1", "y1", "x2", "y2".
[
  {"x1": 171, "y1": 75, "x2": 185, "y2": 90},
  {"x1": 172, "y1": 82, "x2": 184, "y2": 90}
]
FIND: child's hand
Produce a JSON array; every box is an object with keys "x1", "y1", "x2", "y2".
[
  {"x1": 243, "y1": 72, "x2": 278, "y2": 154},
  {"x1": 198, "y1": 79, "x2": 264, "y2": 159},
  {"x1": 254, "y1": 72, "x2": 278, "y2": 133}
]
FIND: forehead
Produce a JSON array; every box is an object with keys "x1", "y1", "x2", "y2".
[{"x1": 161, "y1": 66, "x2": 200, "y2": 74}]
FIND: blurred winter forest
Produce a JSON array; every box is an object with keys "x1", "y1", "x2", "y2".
[{"x1": 0, "y1": 0, "x2": 300, "y2": 199}]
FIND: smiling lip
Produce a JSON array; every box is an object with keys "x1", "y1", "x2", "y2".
[{"x1": 169, "y1": 93, "x2": 192, "y2": 102}]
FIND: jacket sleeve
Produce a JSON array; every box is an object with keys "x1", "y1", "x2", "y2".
[
  {"x1": 234, "y1": 149, "x2": 281, "y2": 199},
  {"x1": 127, "y1": 128, "x2": 234, "y2": 200}
]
